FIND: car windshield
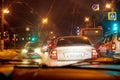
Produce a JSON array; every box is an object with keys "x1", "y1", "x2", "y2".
[
  {"x1": 57, "y1": 37, "x2": 91, "y2": 46},
  {"x1": 25, "y1": 42, "x2": 41, "y2": 48},
  {"x1": 1, "y1": 0, "x2": 120, "y2": 80}
]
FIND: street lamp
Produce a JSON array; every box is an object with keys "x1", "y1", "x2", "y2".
[
  {"x1": 105, "y1": 3, "x2": 111, "y2": 9},
  {"x1": 3, "y1": 9, "x2": 9, "y2": 14},
  {"x1": 84, "y1": 17, "x2": 90, "y2": 22},
  {"x1": 50, "y1": 31, "x2": 53, "y2": 34},
  {"x1": 42, "y1": 18, "x2": 48, "y2": 24},
  {"x1": 1, "y1": 0, "x2": 9, "y2": 50},
  {"x1": 26, "y1": 27, "x2": 30, "y2": 31}
]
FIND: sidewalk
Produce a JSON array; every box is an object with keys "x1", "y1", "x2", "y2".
[{"x1": 0, "y1": 49, "x2": 18, "y2": 59}]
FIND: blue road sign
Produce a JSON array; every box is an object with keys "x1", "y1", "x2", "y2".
[{"x1": 108, "y1": 12, "x2": 117, "y2": 20}]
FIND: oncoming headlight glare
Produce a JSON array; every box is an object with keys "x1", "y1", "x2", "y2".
[
  {"x1": 22, "y1": 49, "x2": 28, "y2": 53},
  {"x1": 34, "y1": 48, "x2": 41, "y2": 53}
]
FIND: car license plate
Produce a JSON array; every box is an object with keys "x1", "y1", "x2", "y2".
[{"x1": 64, "y1": 53, "x2": 85, "y2": 59}]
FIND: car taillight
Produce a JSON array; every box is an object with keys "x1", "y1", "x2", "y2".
[
  {"x1": 50, "y1": 50, "x2": 57, "y2": 59},
  {"x1": 112, "y1": 42, "x2": 116, "y2": 50},
  {"x1": 48, "y1": 43, "x2": 53, "y2": 49},
  {"x1": 92, "y1": 49, "x2": 98, "y2": 58}
]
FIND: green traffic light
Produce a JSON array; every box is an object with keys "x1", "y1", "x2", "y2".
[
  {"x1": 112, "y1": 23, "x2": 118, "y2": 33},
  {"x1": 30, "y1": 35, "x2": 37, "y2": 42}
]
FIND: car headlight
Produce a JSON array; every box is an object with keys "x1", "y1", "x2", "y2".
[
  {"x1": 34, "y1": 48, "x2": 41, "y2": 53},
  {"x1": 22, "y1": 49, "x2": 28, "y2": 53}
]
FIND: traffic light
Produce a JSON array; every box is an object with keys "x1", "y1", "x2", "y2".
[
  {"x1": 112, "y1": 23, "x2": 118, "y2": 33},
  {"x1": 30, "y1": 35, "x2": 37, "y2": 42}
]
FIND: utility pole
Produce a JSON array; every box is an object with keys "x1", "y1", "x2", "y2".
[{"x1": 1, "y1": 0, "x2": 4, "y2": 50}]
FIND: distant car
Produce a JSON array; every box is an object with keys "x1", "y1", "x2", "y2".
[
  {"x1": 21, "y1": 41, "x2": 43, "y2": 59},
  {"x1": 47, "y1": 36, "x2": 98, "y2": 66},
  {"x1": 95, "y1": 33, "x2": 120, "y2": 58}
]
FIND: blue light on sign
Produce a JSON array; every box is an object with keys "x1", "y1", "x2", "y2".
[
  {"x1": 110, "y1": 13, "x2": 115, "y2": 18},
  {"x1": 108, "y1": 12, "x2": 117, "y2": 20}
]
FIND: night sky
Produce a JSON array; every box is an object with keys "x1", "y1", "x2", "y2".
[{"x1": 1, "y1": 0, "x2": 116, "y2": 36}]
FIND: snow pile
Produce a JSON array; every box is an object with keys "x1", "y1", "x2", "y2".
[{"x1": 0, "y1": 49, "x2": 17, "y2": 58}]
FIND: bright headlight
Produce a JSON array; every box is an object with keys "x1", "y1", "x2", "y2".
[
  {"x1": 34, "y1": 48, "x2": 41, "y2": 53},
  {"x1": 22, "y1": 49, "x2": 28, "y2": 53}
]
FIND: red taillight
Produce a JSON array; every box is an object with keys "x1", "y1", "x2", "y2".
[
  {"x1": 112, "y1": 42, "x2": 116, "y2": 50},
  {"x1": 50, "y1": 50, "x2": 57, "y2": 59},
  {"x1": 48, "y1": 43, "x2": 53, "y2": 49},
  {"x1": 92, "y1": 49, "x2": 98, "y2": 58}
]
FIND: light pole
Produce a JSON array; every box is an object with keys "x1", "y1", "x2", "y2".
[
  {"x1": 38, "y1": 17, "x2": 48, "y2": 42},
  {"x1": 0, "y1": 0, "x2": 9, "y2": 50},
  {"x1": 1, "y1": 0, "x2": 10, "y2": 50}
]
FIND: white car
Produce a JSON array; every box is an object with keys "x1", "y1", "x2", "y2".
[{"x1": 47, "y1": 36, "x2": 98, "y2": 66}]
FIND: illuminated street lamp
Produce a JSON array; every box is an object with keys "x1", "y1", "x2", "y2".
[
  {"x1": 3, "y1": 9, "x2": 9, "y2": 14},
  {"x1": 1, "y1": 0, "x2": 10, "y2": 50},
  {"x1": 26, "y1": 27, "x2": 30, "y2": 31},
  {"x1": 50, "y1": 31, "x2": 53, "y2": 34},
  {"x1": 84, "y1": 17, "x2": 90, "y2": 22},
  {"x1": 105, "y1": 3, "x2": 111, "y2": 9},
  {"x1": 42, "y1": 18, "x2": 48, "y2": 24}
]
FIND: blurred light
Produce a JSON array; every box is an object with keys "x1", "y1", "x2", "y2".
[
  {"x1": 3, "y1": 9, "x2": 9, "y2": 14},
  {"x1": 105, "y1": 3, "x2": 111, "y2": 9},
  {"x1": 53, "y1": 36, "x2": 56, "y2": 39},
  {"x1": 42, "y1": 45, "x2": 48, "y2": 51},
  {"x1": 26, "y1": 27, "x2": 30, "y2": 31},
  {"x1": 34, "y1": 48, "x2": 41, "y2": 53},
  {"x1": 95, "y1": 30, "x2": 99, "y2": 33},
  {"x1": 113, "y1": 23, "x2": 117, "y2": 27},
  {"x1": 16, "y1": 38, "x2": 18, "y2": 41},
  {"x1": 84, "y1": 17, "x2": 90, "y2": 22},
  {"x1": 30, "y1": 36, "x2": 37, "y2": 42},
  {"x1": 113, "y1": 23, "x2": 118, "y2": 31},
  {"x1": 42, "y1": 18, "x2": 48, "y2": 24},
  {"x1": 113, "y1": 26, "x2": 117, "y2": 31},
  {"x1": 50, "y1": 31, "x2": 53, "y2": 34},
  {"x1": 83, "y1": 37, "x2": 88, "y2": 40},
  {"x1": 22, "y1": 38, "x2": 25, "y2": 40},
  {"x1": 22, "y1": 49, "x2": 28, "y2": 53}
]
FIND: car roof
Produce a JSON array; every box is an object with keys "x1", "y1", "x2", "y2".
[{"x1": 57, "y1": 36, "x2": 89, "y2": 39}]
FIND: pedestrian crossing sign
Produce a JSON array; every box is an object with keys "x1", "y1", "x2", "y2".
[{"x1": 108, "y1": 12, "x2": 117, "y2": 20}]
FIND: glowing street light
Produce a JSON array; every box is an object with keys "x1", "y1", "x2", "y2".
[
  {"x1": 26, "y1": 27, "x2": 30, "y2": 31},
  {"x1": 3, "y1": 9, "x2": 9, "y2": 14},
  {"x1": 84, "y1": 17, "x2": 90, "y2": 22},
  {"x1": 1, "y1": 0, "x2": 10, "y2": 50},
  {"x1": 42, "y1": 18, "x2": 48, "y2": 24},
  {"x1": 50, "y1": 31, "x2": 53, "y2": 34},
  {"x1": 105, "y1": 3, "x2": 111, "y2": 9}
]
